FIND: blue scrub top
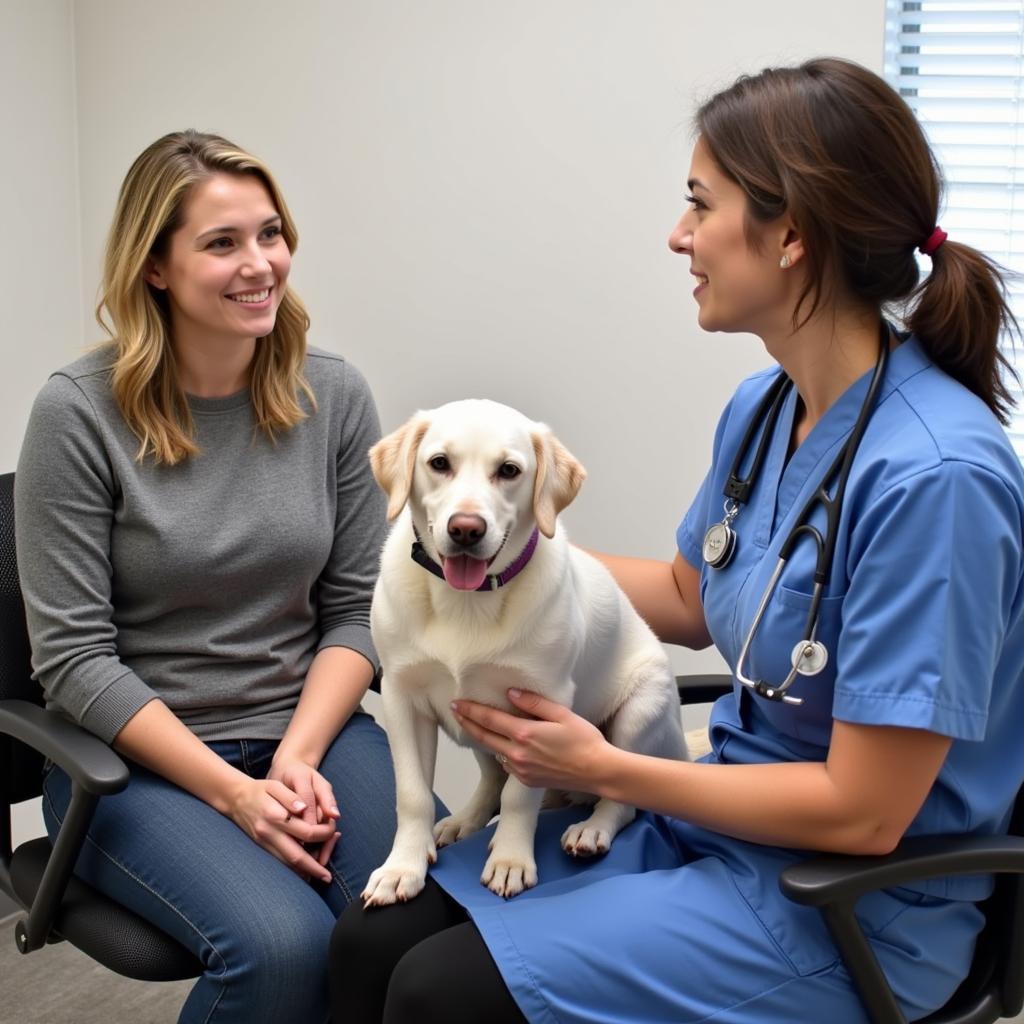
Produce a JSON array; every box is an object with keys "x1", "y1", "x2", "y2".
[{"x1": 678, "y1": 335, "x2": 1024, "y2": 897}]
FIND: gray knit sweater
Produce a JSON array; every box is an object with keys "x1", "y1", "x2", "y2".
[{"x1": 15, "y1": 345, "x2": 386, "y2": 744}]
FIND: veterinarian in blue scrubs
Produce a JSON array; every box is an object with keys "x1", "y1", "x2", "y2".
[{"x1": 330, "y1": 58, "x2": 1024, "y2": 1023}]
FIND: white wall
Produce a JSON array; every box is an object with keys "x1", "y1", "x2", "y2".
[
  {"x1": 2, "y1": 0, "x2": 82, "y2": 855},
  {"x1": 1, "y1": 0, "x2": 82, "y2": 473},
  {"x1": 7, "y1": 0, "x2": 885, "y2": 833}
]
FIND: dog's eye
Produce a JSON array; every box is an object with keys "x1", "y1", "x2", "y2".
[
  {"x1": 497, "y1": 462, "x2": 521, "y2": 480},
  {"x1": 428, "y1": 455, "x2": 451, "y2": 473}
]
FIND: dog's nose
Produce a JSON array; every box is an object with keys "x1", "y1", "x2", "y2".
[{"x1": 447, "y1": 513, "x2": 487, "y2": 548}]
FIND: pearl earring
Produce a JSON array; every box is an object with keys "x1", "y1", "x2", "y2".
[{"x1": 779, "y1": 254, "x2": 792, "y2": 269}]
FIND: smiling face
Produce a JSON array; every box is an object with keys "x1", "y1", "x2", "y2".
[
  {"x1": 667, "y1": 137, "x2": 800, "y2": 339},
  {"x1": 145, "y1": 172, "x2": 291, "y2": 351}
]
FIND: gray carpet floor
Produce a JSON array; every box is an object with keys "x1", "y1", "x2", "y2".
[{"x1": 0, "y1": 914, "x2": 191, "y2": 1024}]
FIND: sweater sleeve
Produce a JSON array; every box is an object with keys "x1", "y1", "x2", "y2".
[
  {"x1": 14, "y1": 373, "x2": 159, "y2": 742},
  {"x1": 315, "y1": 361, "x2": 387, "y2": 672}
]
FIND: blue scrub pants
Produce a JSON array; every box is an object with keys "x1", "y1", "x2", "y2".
[
  {"x1": 42, "y1": 711, "x2": 398, "y2": 1024},
  {"x1": 427, "y1": 809, "x2": 985, "y2": 1024}
]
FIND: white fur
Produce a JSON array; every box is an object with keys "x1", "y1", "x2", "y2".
[{"x1": 362, "y1": 399, "x2": 687, "y2": 905}]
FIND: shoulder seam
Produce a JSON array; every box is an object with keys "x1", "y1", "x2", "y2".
[
  {"x1": 49, "y1": 345, "x2": 117, "y2": 385},
  {"x1": 869, "y1": 452, "x2": 1023, "y2": 516},
  {"x1": 306, "y1": 347, "x2": 346, "y2": 365},
  {"x1": 55, "y1": 373, "x2": 109, "y2": 444},
  {"x1": 881, "y1": 385, "x2": 1021, "y2": 496}
]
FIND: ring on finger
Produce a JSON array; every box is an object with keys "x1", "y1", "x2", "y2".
[{"x1": 498, "y1": 753, "x2": 509, "y2": 767}]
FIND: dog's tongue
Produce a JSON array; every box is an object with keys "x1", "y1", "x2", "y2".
[{"x1": 442, "y1": 555, "x2": 490, "y2": 591}]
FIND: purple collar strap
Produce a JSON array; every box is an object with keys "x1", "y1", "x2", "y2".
[{"x1": 410, "y1": 528, "x2": 540, "y2": 592}]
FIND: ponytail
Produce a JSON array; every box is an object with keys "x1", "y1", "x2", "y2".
[{"x1": 908, "y1": 241, "x2": 1019, "y2": 425}]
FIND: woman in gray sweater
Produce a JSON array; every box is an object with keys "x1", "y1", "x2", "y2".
[{"x1": 15, "y1": 130, "x2": 397, "y2": 1023}]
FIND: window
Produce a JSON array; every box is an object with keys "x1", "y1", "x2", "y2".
[{"x1": 884, "y1": 0, "x2": 1024, "y2": 455}]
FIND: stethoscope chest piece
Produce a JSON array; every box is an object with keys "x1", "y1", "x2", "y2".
[
  {"x1": 702, "y1": 520, "x2": 737, "y2": 569},
  {"x1": 791, "y1": 639, "x2": 828, "y2": 676}
]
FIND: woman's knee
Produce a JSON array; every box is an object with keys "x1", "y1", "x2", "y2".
[
  {"x1": 382, "y1": 924, "x2": 526, "y2": 1024},
  {"x1": 230, "y1": 900, "x2": 335, "y2": 989},
  {"x1": 330, "y1": 898, "x2": 408, "y2": 980},
  {"x1": 330, "y1": 904, "x2": 451, "y2": 1024},
  {"x1": 329, "y1": 880, "x2": 472, "y2": 1020}
]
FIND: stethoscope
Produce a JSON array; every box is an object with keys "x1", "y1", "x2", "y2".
[{"x1": 702, "y1": 321, "x2": 891, "y2": 706}]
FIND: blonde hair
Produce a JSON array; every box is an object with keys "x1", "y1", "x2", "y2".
[{"x1": 97, "y1": 130, "x2": 315, "y2": 464}]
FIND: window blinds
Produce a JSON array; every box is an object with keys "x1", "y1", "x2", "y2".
[{"x1": 884, "y1": 0, "x2": 1024, "y2": 455}]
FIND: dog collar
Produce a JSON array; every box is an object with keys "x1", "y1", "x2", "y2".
[{"x1": 410, "y1": 528, "x2": 540, "y2": 592}]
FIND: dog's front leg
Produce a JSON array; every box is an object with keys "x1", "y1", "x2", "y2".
[
  {"x1": 560, "y1": 664, "x2": 683, "y2": 857},
  {"x1": 481, "y1": 775, "x2": 545, "y2": 898},
  {"x1": 362, "y1": 692, "x2": 439, "y2": 906},
  {"x1": 434, "y1": 749, "x2": 506, "y2": 847}
]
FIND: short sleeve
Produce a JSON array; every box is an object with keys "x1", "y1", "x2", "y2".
[
  {"x1": 677, "y1": 468, "x2": 713, "y2": 569},
  {"x1": 834, "y1": 459, "x2": 1023, "y2": 740}
]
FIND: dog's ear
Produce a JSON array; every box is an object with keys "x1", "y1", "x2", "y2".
[
  {"x1": 531, "y1": 428, "x2": 586, "y2": 538},
  {"x1": 369, "y1": 414, "x2": 431, "y2": 521}
]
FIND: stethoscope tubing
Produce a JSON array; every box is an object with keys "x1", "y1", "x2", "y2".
[{"x1": 725, "y1": 322, "x2": 892, "y2": 705}]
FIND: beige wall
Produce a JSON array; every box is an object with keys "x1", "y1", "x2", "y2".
[{"x1": 7, "y1": 0, "x2": 885, "y2": 834}]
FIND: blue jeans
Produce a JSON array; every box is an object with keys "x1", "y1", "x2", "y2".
[{"x1": 42, "y1": 711, "x2": 398, "y2": 1024}]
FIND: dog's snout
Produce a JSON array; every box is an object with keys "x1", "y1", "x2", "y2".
[{"x1": 447, "y1": 513, "x2": 487, "y2": 548}]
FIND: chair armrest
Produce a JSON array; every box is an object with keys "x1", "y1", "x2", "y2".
[
  {"x1": 676, "y1": 674, "x2": 732, "y2": 706},
  {"x1": 0, "y1": 700, "x2": 130, "y2": 952},
  {"x1": 780, "y1": 834, "x2": 1024, "y2": 1024},
  {"x1": 779, "y1": 833, "x2": 1024, "y2": 907},
  {"x1": 0, "y1": 700, "x2": 129, "y2": 796}
]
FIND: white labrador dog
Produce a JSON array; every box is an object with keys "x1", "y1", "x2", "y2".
[{"x1": 362, "y1": 399, "x2": 687, "y2": 906}]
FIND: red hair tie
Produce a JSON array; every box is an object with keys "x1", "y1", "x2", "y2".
[{"x1": 919, "y1": 227, "x2": 948, "y2": 256}]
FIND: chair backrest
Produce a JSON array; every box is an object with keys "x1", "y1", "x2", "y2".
[
  {"x1": 932, "y1": 784, "x2": 1024, "y2": 1023},
  {"x1": 0, "y1": 471, "x2": 46, "y2": 803},
  {"x1": 996, "y1": 787, "x2": 1024, "y2": 1015}
]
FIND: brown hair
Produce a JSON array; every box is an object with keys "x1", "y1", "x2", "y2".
[
  {"x1": 97, "y1": 130, "x2": 314, "y2": 464},
  {"x1": 695, "y1": 58, "x2": 1018, "y2": 424}
]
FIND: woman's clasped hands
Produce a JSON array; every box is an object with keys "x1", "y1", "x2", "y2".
[{"x1": 228, "y1": 757, "x2": 342, "y2": 884}]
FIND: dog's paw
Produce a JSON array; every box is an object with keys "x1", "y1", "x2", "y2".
[
  {"x1": 561, "y1": 821, "x2": 612, "y2": 858},
  {"x1": 433, "y1": 812, "x2": 491, "y2": 848},
  {"x1": 361, "y1": 862, "x2": 428, "y2": 907},
  {"x1": 480, "y1": 852, "x2": 538, "y2": 899}
]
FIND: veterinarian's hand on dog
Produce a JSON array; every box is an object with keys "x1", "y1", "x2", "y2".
[
  {"x1": 230, "y1": 769, "x2": 338, "y2": 884},
  {"x1": 452, "y1": 689, "x2": 609, "y2": 791}
]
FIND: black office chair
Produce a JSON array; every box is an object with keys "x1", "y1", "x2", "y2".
[
  {"x1": 0, "y1": 470, "x2": 201, "y2": 980},
  {"x1": 677, "y1": 674, "x2": 1024, "y2": 1024}
]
